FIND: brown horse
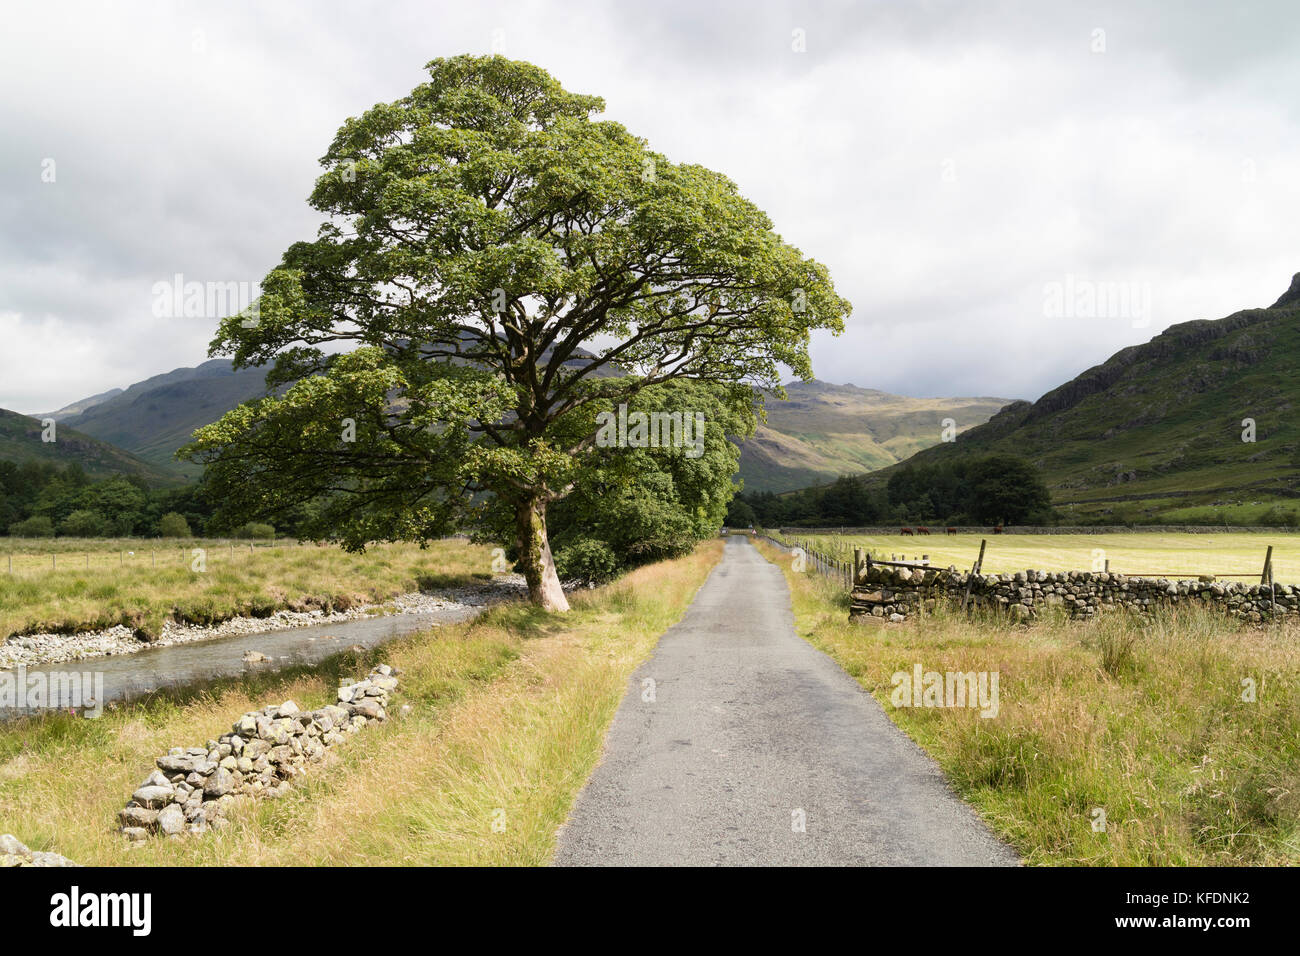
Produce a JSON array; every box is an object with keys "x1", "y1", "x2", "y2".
[
  {"x1": 900, "y1": 527, "x2": 914, "y2": 536},
  {"x1": 992, "y1": 525, "x2": 1004, "y2": 535},
  {"x1": 916, "y1": 526, "x2": 931, "y2": 535},
  {"x1": 945, "y1": 527, "x2": 957, "y2": 535}
]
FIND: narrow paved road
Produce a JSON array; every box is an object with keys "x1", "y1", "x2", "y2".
[{"x1": 554, "y1": 535, "x2": 1019, "y2": 866}]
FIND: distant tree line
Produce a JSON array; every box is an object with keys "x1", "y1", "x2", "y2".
[
  {"x1": 0, "y1": 461, "x2": 287, "y2": 539},
  {"x1": 728, "y1": 454, "x2": 1056, "y2": 528}
]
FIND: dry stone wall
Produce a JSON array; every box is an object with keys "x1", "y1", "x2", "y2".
[
  {"x1": 850, "y1": 563, "x2": 1298, "y2": 624},
  {"x1": 118, "y1": 664, "x2": 398, "y2": 840}
]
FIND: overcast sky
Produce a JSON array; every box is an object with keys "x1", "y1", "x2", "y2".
[{"x1": 3, "y1": 0, "x2": 1298, "y2": 413}]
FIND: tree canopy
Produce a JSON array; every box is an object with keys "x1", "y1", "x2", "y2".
[
  {"x1": 183, "y1": 55, "x2": 850, "y2": 608},
  {"x1": 736, "y1": 455, "x2": 1056, "y2": 528}
]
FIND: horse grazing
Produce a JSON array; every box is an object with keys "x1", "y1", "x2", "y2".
[
  {"x1": 916, "y1": 526, "x2": 931, "y2": 535},
  {"x1": 945, "y1": 527, "x2": 957, "y2": 535},
  {"x1": 992, "y1": 525, "x2": 1004, "y2": 535},
  {"x1": 900, "y1": 527, "x2": 914, "y2": 536}
]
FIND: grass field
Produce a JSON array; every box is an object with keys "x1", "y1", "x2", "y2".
[
  {"x1": 780, "y1": 531, "x2": 1297, "y2": 581},
  {"x1": 755, "y1": 538, "x2": 1300, "y2": 865},
  {"x1": 0, "y1": 540, "x2": 722, "y2": 865},
  {"x1": 0, "y1": 538, "x2": 493, "y2": 640}
]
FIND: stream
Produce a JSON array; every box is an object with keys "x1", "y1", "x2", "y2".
[{"x1": 0, "y1": 603, "x2": 484, "y2": 718}]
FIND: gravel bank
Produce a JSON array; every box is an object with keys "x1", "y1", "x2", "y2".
[{"x1": 0, "y1": 575, "x2": 528, "y2": 671}]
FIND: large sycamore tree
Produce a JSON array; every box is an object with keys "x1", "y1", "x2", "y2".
[{"x1": 184, "y1": 56, "x2": 850, "y2": 611}]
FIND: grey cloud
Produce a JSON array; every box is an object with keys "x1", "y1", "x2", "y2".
[{"x1": 1, "y1": 0, "x2": 1298, "y2": 413}]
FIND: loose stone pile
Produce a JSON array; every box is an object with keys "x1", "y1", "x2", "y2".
[
  {"x1": 0, "y1": 833, "x2": 78, "y2": 867},
  {"x1": 118, "y1": 665, "x2": 399, "y2": 840},
  {"x1": 850, "y1": 563, "x2": 1299, "y2": 624}
]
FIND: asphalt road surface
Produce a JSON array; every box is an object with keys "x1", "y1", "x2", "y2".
[{"x1": 553, "y1": 535, "x2": 1020, "y2": 866}]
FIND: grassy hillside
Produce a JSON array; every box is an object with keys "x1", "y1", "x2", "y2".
[
  {"x1": 0, "y1": 408, "x2": 184, "y2": 485},
  {"x1": 739, "y1": 381, "x2": 1013, "y2": 493},
  {"x1": 59, "y1": 359, "x2": 272, "y2": 479},
  {"x1": 870, "y1": 274, "x2": 1300, "y2": 523}
]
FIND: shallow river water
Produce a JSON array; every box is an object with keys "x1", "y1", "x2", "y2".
[{"x1": 0, "y1": 604, "x2": 482, "y2": 718}]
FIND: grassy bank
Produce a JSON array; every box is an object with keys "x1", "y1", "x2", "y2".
[
  {"x1": 0, "y1": 540, "x2": 721, "y2": 865},
  {"x1": 755, "y1": 538, "x2": 1300, "y2": 865},
  {"x1": 786, "y1": 531, "x2": 1296, "y2": 581},
  {"x1": 0, "y1": 539, "x2": 491, "y2": 640}
]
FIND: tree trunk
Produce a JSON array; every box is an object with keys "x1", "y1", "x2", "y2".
[{"x1": 514, "y1": 495, "x2": 569, "y2": 612}]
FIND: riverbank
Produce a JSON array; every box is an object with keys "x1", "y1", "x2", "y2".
[
  {"x1": 0, "y1": 576, "x2": 526, "y2": 672},
  {"x1": 0, "y1": 538, "x2": 498, "y2": 648}
]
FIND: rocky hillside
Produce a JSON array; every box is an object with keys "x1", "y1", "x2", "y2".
[
  {"x1": 880, "y1": 273, "x2": 1300, "y2": 523},
  {"x1": 56, "y1": 360, "x2": 273, "y2": 478}
]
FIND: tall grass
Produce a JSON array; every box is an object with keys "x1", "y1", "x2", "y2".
[
  {"x1": 756, "y1": 538, "x2": 1300, "y2": 865},
  {"x1": 0, "y1": 541, "x2": 723, "y2": 866},
  {"x1": 0, "y1": 540, "x2": 492, "y2": 639}
]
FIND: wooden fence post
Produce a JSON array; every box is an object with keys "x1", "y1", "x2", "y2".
[
  {"x1": 961, "y1": 539, "x2": 987, "y2": 612},
  {"x1": 853, "y1": 547, "x2": 864, "y2": 586},
  {"x1": 1260, "y1": 546, "x2": 1273, "y2": 585}
]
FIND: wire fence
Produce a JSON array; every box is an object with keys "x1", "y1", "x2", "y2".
[
  {"x1": 756, "y1": 530, "x2": 1283, "y2": 592},
  {"x1": 755, "y1": 531, "x2": 863, "y2": 590}
]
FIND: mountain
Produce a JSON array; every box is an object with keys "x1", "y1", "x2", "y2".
[
  {"x1": 0, "y1": 408, "x2": 185, "y2": 485},
  {"x1": 874, "y1": 273, "x2": 1300, "y2": 522},
  {"x1": 48, "y1": 357, "x2": 1011, "y2": 494},
  {"x1": 59, "y1": 360, "x2": 273, "y2": 478},
  {"x1": 738, "y1": 381, "x2": 1014, "y2": 493},
  {"x1": 36, "y1": 387, "x2": 124, "y2": 422},
  {"x1": 54, "y1": 339, "x2": 622, "y2": 479}
]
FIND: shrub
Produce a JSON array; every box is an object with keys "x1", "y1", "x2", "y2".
[
  {"x1": 555, "y1": 538, "x2": 622, "y2": 586},
  {"x1": 1257, "y1": 505, "x2": 1300, "y2": 528},
  {"x1": 59, "y1": 509, "x2": 111, "y2": 537},
  {"x1": 234, "y1": 521, "x2": 276, "y2": 540},
  {"x1": 8, "y1": 515, "x2": 54, "y2": 537},
  {"x1": 157, "y1": 512, "x2": 193, "y2": 538}
]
